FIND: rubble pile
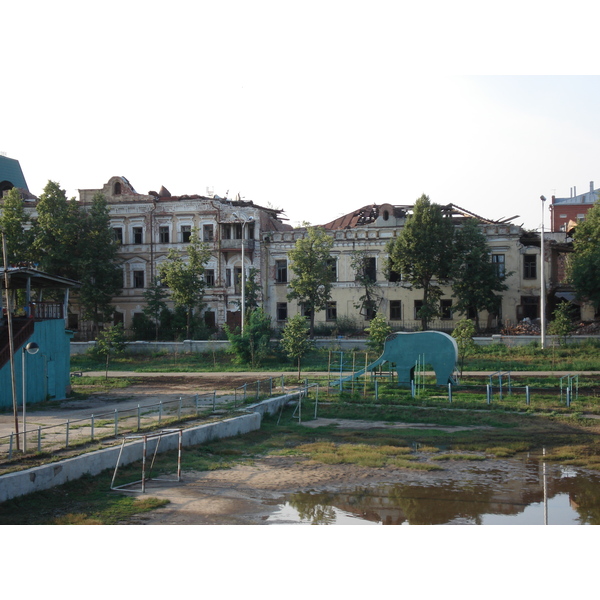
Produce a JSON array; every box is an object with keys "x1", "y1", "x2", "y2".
[
  {"x1": 501, "y1": 321, "x2": 541, "y2": 335},
  {"x1": 573, "y1": 321, "x2": 600, "y2": 335}
]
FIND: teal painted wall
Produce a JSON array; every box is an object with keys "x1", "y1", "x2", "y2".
[{"x1": 0, "y1": 321, "x2": 73, "y2": 410}]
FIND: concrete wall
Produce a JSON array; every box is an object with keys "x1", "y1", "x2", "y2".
[{"x1": 70, "y1": 335, "x2": 600, "y2": 356}]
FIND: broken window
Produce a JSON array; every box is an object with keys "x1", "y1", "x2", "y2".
[
  {"x1": 181, "y1": 225, "x2": 192, "y2": 243},
  {"x1": 390, "y1": 300, "x2": 401, "y2": 320},
  {"x1": 133, "y1": 270, "x2": 145, "y2": 288},
  {"x1": 523, "y1": 254, "x2": 537, "y2": 279},
  {"x1": 275, "y1": 260, "x2": 288, "y2": 283},
  {"x1": 277, "y1": 303, "x2": 288, "y2": 321},
  {"x1": 440, "y1": 299, "x2": 453, "y2": 320}
]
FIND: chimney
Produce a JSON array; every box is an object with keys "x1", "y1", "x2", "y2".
[{"x1": 591, "y1": 181, "x2": 594, "y2": 192}]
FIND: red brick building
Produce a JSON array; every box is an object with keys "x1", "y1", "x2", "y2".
[{"x1": 550, "y1": 181, "x2": 599, "y2": 233}]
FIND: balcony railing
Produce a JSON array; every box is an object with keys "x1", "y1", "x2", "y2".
[{"x1": 33, "y1": 303, "x2": 64, "y2": 320}]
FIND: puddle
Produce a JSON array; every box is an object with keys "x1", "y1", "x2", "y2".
[{"x1": 267, "y1": 456, "x2": 600, "y2": 525}]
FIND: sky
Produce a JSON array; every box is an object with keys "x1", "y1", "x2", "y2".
[{"x1": 3, "y1": 1, "x2": 600, "y2": 231}]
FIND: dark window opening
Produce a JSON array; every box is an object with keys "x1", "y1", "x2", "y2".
[
  {"x1": 327, "y1": 258, "x2": 337, "y2": 281},
  {"x1": 523, "y1": 254, "x2": 537, "y2": 279},
  {"x1": 440, "y1": 299, "x2": 453, "y2": 320},
  {"x1": 203, "y1": 224, "x2": 214, "y2": 242},
  {"x1": 414, "y1": 300, "x2": 423, "y2": 320},
  {"x1": 365, "y1": 257, "x2": 377, "y2": 282},
  {"x1": 181, "y1": 225, "x2": 192, "y2": 243},
  {"x1": 326, "y1": 301, "x2": 337, "y2": 321},
  {"x1": 277, "y1": 303, "x2": 288, "y2": 321},
  {"x1": 205, "y1": 269, "x2": 215, "y2": 287},
  {"x1": 276, "y1": 260, "x2": 288, "y2": 283},
  {"x1": 113, "y1": 227, "x2": 123, "y2": 244},
  {"x1": 133, "y1": 227, "x2": 143, "y2": 244},
  {"x1": 390, "y1": 300, "x2": 401, "y2": 320},
  {"x1": 204, "y1": 311, "x2": 216, "y2": 329},
  {"x1": 133, "y1": 270, "x2": 145, "y2": 288}
]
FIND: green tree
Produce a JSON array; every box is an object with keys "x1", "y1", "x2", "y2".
[
  {"x1": 287, "y1": 226, "x2": 335, "y2": 337},
  {"x1": 143, "y1": 277, "x2": 170, "y2": 341},
  {"x1": 32, "y1": 181, "x2": 80, "y2": 280},
  {"x1": 158, "y1": 229, "x2": 212, "y2": 339},
  {"x1": 452, "y1": 318, "x2": 476, "y2": 376},
  {"x1": 386, "y1": 195, "x2": 454, "y2": 330},
  {"x1": 0, "y1": 187, "x2": 34, "y2": 264},
  {"x1": 365, "y1": 313, "x2": 392, "y2": 355},
  {"x1": 569, "y1": 201, "x2": 600, "y2": 309},
  {"x1": 548, "y1": 301, "x2": 575, "y2": 347},
  {"x1": 94, "y1": 324, "x2": 126, "y2": 379},
  {"x1": 76, "y1": 193, "x2": 123, "y2": 335},
  {"x1": 350, "y1": 250, "x2": 380, "y2": 318},
  {"x1": 225, "y1": 308, "x2": 272, "y2": 368},
  {"x1": 281, "y1": 314, "x2": 314, "y2": 379},
  {"x1": 451, "y1": 218, "x2": 509, "y2": 331}
]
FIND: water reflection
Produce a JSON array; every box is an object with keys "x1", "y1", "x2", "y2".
[{"x1": 267, "y1": 455, "x2": 600, "y2": 525}]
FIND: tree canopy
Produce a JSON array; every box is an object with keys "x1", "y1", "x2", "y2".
[
  {"x1": 287, "y1": 225, "x2": 335, "y2": 337},
  {"x1": 569, "y1": 201, "x2": 600, "y2": 309},
  {"x1": 158, "y1": 228, "x2": 212, "y2": 339},
  {"x1": 451, "y1": 218, "x2": 509, "y2": 330},
  {"x1": 386, "y1": 195, "x2": 454, "y2": 330}
]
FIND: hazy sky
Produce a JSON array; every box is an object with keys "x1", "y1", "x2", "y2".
[{"x1": 3, "y1": 1, "x2": 599, "y2": 231}]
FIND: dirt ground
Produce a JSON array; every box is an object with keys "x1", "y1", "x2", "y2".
[
  {"x1": 89, "y1": 376, "x2": 496, "y2": 525},
  {"x1": 122, "y1": 454, "x2": 463, "y2": 525}
]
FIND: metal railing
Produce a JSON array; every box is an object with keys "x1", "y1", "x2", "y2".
[
  {"x1": 234, "y1": 376, "x2": 286, "y2": 406},
  {"x1": 0, "y1": 391, "x2": 219, "y2": 463}
]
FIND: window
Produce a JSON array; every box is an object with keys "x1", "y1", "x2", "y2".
[
  {"x1": 226, "y1": 268, "x2": 232, "y2": 288},
  {"x1": 114, "y1": 312, "x2": 124, "y2": 326},
  {"x1": 203, "y1": 224, "x2": 214, "y2": 242},
  {"x1": 133, "y1": 227, "x2": 143, "y2": 244},
  {"x1": 327, "y1": 258, "x2": 337, "y2": 281},
  {"x1": 365, "y1": 257, "x2": 377, "y2": 282},
  {"x1": 204, "y1": 311, "x2": 216, "y2": 329},
  {"x1": 204, "y1": 269, "x2": 215, "y2": 287},
  {"x1": 388, "y1": 268, "x2": 401, "y2": 283},
  {"x1": 113, "y1": 227, "x2": 123, "y2": 244},
  {"x1": 133, "y1": 270, "x2": 145, "y2": 288},
  {"x1": 523, "y1": 254, "x2": 537, "y2": 279},
  {"x1": 159, "y1": 226, "x2": 169, "y2": 243},
  {"x1": 390, "y1": 300, "x2": 402, "y2": 320},
  {"x1": 440, "y1": 299, "x2": 453, "y2": 320},
  {"x1": 277, "y1": 303, "x2": 288, "y2": 321},
  {"x1": 234, "y1": 267, "x2": 242, "y2": 293},
  {"x1": 492, "y1": 254, "x2": 505, "y2": 277},
  {"x1": 414, "y1": 300, "x2": 423, "y2": 320},
  {"x1": 181, "y1": 225, "x2": 192, "y2": 243},
  {"x1": 326, "y1": 301, "x2": 337, "y2": 321},
  {"x1": 114, "y1": 182, "x2": 122, "y2": 195},
  {"x1": 301, "y1": 304, "x2": 313, "y2": 319},
  {"x1": 275, "y1": 260, "x2": 288, "y2": 283}
]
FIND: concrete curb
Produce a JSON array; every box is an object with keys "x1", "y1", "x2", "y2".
[{"x1": 0, "y1": 391, "x2": 303, "y2": 504}]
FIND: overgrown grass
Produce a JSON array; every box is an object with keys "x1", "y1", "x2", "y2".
[{"x1": 70, "y1": 340, "x2": 600, "y2": 374}]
